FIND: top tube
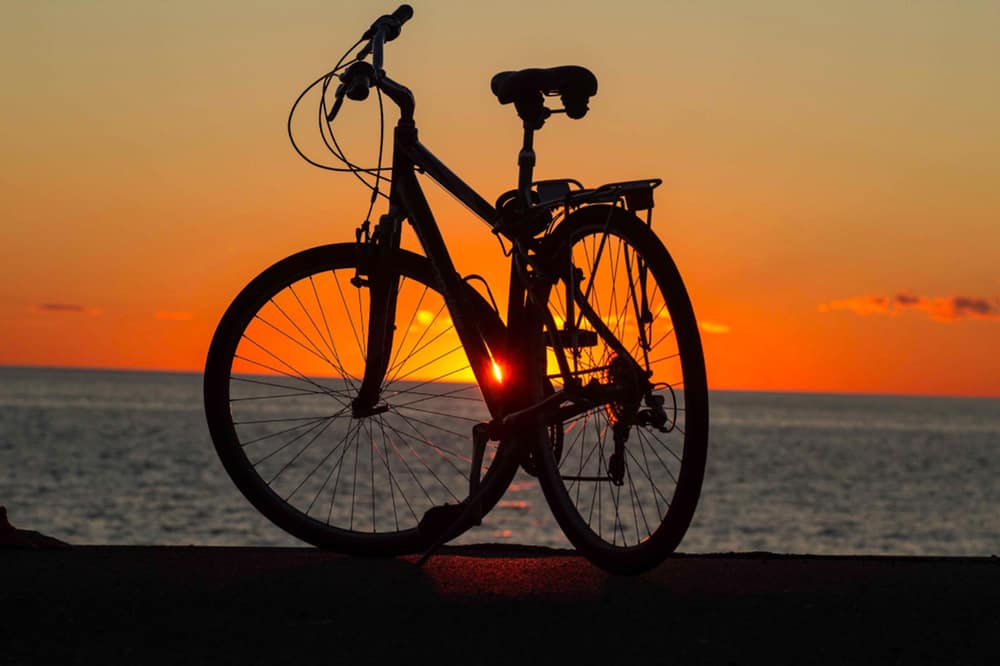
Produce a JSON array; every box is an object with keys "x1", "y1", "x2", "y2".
[{"x1": 400, "y1": 139, "x2": 501, "y2": 228}]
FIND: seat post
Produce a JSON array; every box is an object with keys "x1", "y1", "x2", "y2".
[{"x1": 517, "y1": 125, "x2": 536, "y2": 209}]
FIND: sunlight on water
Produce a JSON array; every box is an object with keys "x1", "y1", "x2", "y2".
[{"x1": 1, "y1": 367, "x2": 998, "y2": 555}]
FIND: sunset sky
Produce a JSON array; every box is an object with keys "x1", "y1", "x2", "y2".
[{"x1": 2, "y1": 1, "x2": 998, "y2": 397}]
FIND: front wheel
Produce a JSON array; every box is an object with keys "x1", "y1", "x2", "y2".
[
  {"x1": 536, "y1": 206, "x2": 709, "y2": 574},
  {"x1": 204, "y1": 244, "x2": 517, "y2": 555}
]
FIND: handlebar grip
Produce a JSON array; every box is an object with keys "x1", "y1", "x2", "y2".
[
  {"x1": 363, "y1": 5, "x2": 414, "y2": 42},
  {"x1": 391, "y1": 4, "x2": 413, "y2": 27}
]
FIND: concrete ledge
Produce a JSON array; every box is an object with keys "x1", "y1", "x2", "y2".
[{"x1": 2, "y1": 545, "x2": 999, "y2": 664}]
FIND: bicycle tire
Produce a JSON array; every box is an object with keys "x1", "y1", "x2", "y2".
[
  {"x1": 534, "y1": 205, "x2": 709, "y2": 574},
  {"x1": 204, "y1": 244, "x2": 518, "y2": 555}
]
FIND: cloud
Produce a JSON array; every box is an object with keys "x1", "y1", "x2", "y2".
[
  {"x1": 154, "y1": 311, "x2": 194, "y2": 321},
  {"x1": 901, "y1": 295, "x2": 1000, "y2": 322},
  {"x1": 819, "y1": 292, "x2": 1000, "y2": 322},
  {"x1": 950, "y1": 297, "x2": 996, "y2": 319},
  {"x1": 32, "y1": 303, "x2": 102, "y2": 316},
  {"x1": 699, "y1": 320, "x2": 731, "y2": 334}
]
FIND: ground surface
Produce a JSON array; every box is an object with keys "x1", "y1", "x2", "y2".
[{"x1": 2, "y1": 544, "x2": 999, "y2": 665}]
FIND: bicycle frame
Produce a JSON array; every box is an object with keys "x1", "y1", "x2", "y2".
[{"x1": 352, "y1": 73, "x2": 649, "y2": 444}]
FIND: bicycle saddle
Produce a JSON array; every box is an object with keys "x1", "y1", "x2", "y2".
[{"x1": 491, "y1": 66, "x2": 598, "y2": 129}]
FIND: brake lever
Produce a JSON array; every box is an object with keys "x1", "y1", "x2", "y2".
[{"x1": 325, "y1": 90, "x2": 346, "y2": 122}]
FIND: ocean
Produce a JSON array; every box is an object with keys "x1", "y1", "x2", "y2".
[{"x1": 1, "y1": 366, "x2": 998, "y2": 555}]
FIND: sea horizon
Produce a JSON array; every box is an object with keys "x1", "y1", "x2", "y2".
[{"x1": 4, "y1": 362, "x2": 998, "y2": 402}]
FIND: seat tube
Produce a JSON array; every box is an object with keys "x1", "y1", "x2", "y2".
[
  {"x1": 506, "y1": 254, "x2": 551, "y2": 454},
  {"x1": 505, "y1": 254, "x2": 545, "y2": 406}
]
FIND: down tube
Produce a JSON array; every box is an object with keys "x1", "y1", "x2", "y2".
[{"x1": 394, "y1": 165, "x2": 504, "y2": 417}]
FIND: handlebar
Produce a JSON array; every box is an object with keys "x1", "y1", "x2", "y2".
[
  {"x1": 357, "y1": 4, "x2": 413, "y2": 70},
  {"x1": 327, "y1": 5, "x2": 414, "y2": 122}
]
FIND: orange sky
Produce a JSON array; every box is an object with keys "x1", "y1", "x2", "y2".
[{"x1": 2, "y1": 1, "x2": 998, "y2": 397}]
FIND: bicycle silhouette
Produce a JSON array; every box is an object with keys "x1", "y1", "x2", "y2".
[{"x1": 204, "y1": 5, "x2": 708, "y2": 574}]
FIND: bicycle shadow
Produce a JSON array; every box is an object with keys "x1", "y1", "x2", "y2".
[{"x1": 179, "y1": 551, "x2": 690, "y2": 663}]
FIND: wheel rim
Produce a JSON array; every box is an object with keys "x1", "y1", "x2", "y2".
[{"x1": 209, "y1": 251, "x2": 506, "y2": 545}]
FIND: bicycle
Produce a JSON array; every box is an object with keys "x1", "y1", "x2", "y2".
[{"x1": 203, "y1": 5, "x2": 708, "y2": 574}]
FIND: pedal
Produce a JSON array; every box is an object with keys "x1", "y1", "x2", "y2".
[
  {"x1": 418, "y1": 502, "x2": 481, "y2": 537},
  {"x1": 547, "y1": 327, "x2": 598, "y2": 349},
  {"x1": 416, "y1": 499, "x2": 483, "y2": 567}
]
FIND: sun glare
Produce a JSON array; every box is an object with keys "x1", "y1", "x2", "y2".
[{"x1": 491, "y1": 359, "x2": 504, "y2": 383}]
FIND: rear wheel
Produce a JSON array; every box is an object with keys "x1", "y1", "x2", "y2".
[
  {"x1": 536, "y1": 206, "x2": 709, "y2": 574},
  {"x1": 204, "y1": 244, "x2": 517, "y2": 555}
]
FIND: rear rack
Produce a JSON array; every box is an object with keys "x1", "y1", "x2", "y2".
[
  {"x1": 534, "y1": 178, "x2": 662, "y2": 212},
  {"x1": 494, "y1": 178, "x2": 662, "y2": 238}
]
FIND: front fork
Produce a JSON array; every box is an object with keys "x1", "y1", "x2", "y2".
[{"x1": 350, "y1": 209, "x2": 404, "y2": 418}]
